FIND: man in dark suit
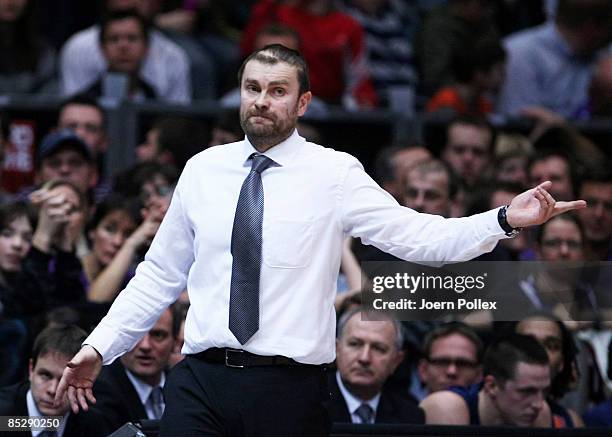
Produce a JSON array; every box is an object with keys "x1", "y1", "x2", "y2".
[
  {"x1": 0, "y1": 325, "x2": 107, "y2": 437},
  {"x1": 92, "y1": 306, "x2": 176, "y2": 432},
  {"x1": 325, "y1": 308, "x2": 424, "y2": 424}
]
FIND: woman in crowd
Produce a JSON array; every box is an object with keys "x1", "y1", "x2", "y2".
[{"x1": 81, "y1": 195, "x2": 160, "y2": 303}]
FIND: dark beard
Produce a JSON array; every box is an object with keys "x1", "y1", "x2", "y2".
[{"x1": 240, "y1": 109, "x2": 299, "y2": 151}]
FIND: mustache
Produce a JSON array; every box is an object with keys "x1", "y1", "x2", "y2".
[{"x1": 247, "y1": 110, "x2": 274, "y2": 119}]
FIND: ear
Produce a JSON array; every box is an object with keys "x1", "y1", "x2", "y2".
[
  {"x1": 297, "y1": 91, "x2": 312, "y2": 117},
  {"x1": 483, "y1": 375, "x2": 498, "y2": 397},
  {"x1": 417, "y1": 358, "x2": 428, "y2": 382}
]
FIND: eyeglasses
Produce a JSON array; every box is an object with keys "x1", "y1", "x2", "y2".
[
  {"x1": 140, "y1": 185, "x2": 173, "y2": 203},
  {"x1": 427, "y1": 357, "x2": 479, "y2": 370},
  {"x1": 541, "y1": 239, "x2": 582, "y2": 250}
]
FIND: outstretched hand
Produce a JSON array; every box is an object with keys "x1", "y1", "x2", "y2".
[
  {"x1": 506, "y1": 181, "x2": 586, "y2": 229},
  {"x1": 54, "y1": 345, "x2": 103, "y2": 414}
]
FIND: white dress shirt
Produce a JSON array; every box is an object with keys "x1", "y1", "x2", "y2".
[
  {"x1": 27, "y1": 389, "x2": 69, "y2": 437},
  {"x1": 336, "y1": 371, "x2": 380, "y2": 424},
  {"x1": 124, "y1": 369, "x2": 166, "y2": 420},
  {"x1": 59, "y1": 25, "x2": 191, "y2": 104},
  {"x1": 86, "y1": 129, "x2": 506, "y2": 365}
]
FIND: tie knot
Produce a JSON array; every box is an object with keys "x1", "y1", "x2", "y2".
[
  {"x1": 149, "y1": 386, "x2": 163, "y2": 404},
  {"x1": 250, "y1": 154, "x2": 275, "y2": 174},
  {"x1": 355, "y1": 403, "x2": 374, "y2": 424}
]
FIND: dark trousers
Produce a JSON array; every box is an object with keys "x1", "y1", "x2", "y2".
[{"x1": 159, "y1": 355, "x2": 331, "y2": 437}]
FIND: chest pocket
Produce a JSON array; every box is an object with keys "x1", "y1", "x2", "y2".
[{"x1": 263, "y1": 217, "x2": 314, "y2": 268}]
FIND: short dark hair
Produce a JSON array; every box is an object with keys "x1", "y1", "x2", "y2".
[
  {"x1": 237, "y1": 44, "x2": 310, "y2": 96},
  {"x1": 31, "y1": 324, "x2": 88, "y2": 368},
  {"x1": 99, "y1": 8, "x2": 149, "y2": 46},
  {"x1": 422, "y1": 322, "x2": 483, "y2": 362},
  {"x1": 58, "y1": 94, "x2": 106, "y2": 127},
  {"x1": 0, "y1": 201, "x2": 36, "y2": 233},
  {"x1": 483, "y1": 334, "x2": 549, "y2": 385},
  {"x1": 445, "y1": 115, "x2": 495, "y2": 154}
]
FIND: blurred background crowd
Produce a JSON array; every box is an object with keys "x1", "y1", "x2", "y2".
[{"x1": 0, "y1": 0, "x2": 611, "y2": 434}]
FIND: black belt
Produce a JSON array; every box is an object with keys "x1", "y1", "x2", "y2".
[{"x1": 193, "y1": 348, "x2": 305, "y2": 368}]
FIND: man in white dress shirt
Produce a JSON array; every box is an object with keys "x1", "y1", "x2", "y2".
[{"x1": 55, "y1": 44, "x2": 585, "y2": 436}]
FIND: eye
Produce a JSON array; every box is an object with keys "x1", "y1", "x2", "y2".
[{"x1": 273, "y1": 88, "x2": 286, "y2": 96}]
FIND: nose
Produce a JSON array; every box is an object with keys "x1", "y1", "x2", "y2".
[
  {"x1": 594, "y1": 202, "x2": 605, "y2": 219},
  {"x1": 47, "y1": 378, "x2": 59, "y2": 397},
  {"x1": 138, "y1": 334, "x2": 152, "y2": 351},
  {"x1": 445, "y1": 363, "x2": 458, "y2": 377},
  {"x1": 414, "y1": 191, "x2": 425, "y2": 210},
  {"x1": 111, "y1": 232, "x2": 125, "y2": 247},
  {"x1": 357, "y1": 346, "x2": 372, "y2": 364},
  {"x1": 254, "y1": 91, "x2": 269, "y2": 110},
  {"x1": 531, "y1": 391, "x2": 545, "y2": 411},
  {"x1": 558, "y1": 241, "x2": 571, "y2": 257},
  {"x1": 10, "y1": 235, "x2": 23, "y2": 250}
]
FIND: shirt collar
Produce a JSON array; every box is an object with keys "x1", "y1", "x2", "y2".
[
  {"x1": 124, "y1": 368, "x2": 166, "y2": 406},
  {"x1": 240, "y1": 129, "x2": 305, "y2": 168},
  {"x1": 27, "y1": 389, "x2": 69, "y2": 437},
  {"x1": 335, "y1": 371, "x2": 381, "y2": 418}
]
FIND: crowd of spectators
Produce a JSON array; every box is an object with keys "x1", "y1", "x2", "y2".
[{"x1": 0, "y1": 0, "x2": 612, "y2": 434}]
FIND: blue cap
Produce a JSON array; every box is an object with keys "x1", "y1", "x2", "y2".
[{"x1": 37, "y1": 130, "x2": 94, "y2": 163}]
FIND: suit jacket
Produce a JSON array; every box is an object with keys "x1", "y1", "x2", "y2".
[
  {"x1": 92, "y1": 360, "x2": 150, "y2": 433},
  {"x1": 324, "y1": 372, "x2": 425, "y2": 425},
  {"x1": 0, "y1": 381, "x2": 107, "y2": 437}
]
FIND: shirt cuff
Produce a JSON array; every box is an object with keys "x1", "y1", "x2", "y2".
[{"x1": 84, "y1": 324, "x2": 131, "y2": 365}]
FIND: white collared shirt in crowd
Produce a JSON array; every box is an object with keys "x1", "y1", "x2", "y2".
[{"x1": 124, "y1": 369, "x2": 166, "y2": 420}]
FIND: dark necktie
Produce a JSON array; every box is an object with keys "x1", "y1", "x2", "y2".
[
  {"x1": 229, "y1": 153, "x2": 275, "y2": 344},
  {"x1": 148, "y1": 386, "x2": 164, "y2": 419},
  {"x1": 355, "y1": 403, "x2": 374, "y2": 424}
]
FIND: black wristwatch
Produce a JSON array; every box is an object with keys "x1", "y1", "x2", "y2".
[{"x1": 498, "y1": 205, "x2": 522, "y2": 237}]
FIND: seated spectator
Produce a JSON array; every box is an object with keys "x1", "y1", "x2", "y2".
[
  {"x1": 374, "y1": 145, "x2": 432, "y2": 202},
  {"x1": 417, "y1": 0, "x2": 500, "y2": 96},
  {"x1": 0, "y1": 0, "x2": 56, "y2": 94},
  {"x1": 82, "y1": 10, "x2": 157, "y2": 102},
  {"x1": 518, "y1": 214, "x2": 596, "y2": 319},
  {"x1": 92, "y1": 306, "x2": 177, "y2": 432},
  {"x1": 515, "y1": 314, "x2": 583, "y2": 427},
  {"x1": 417, "y1": 323, "x2": 483, "y2": 398},
  {"x1": 136, "y1": 117, "x2": 209, "y2": 171},
  {"x1": 576, "y1": 165, "x2": 612, "y2": 261},
  {"x1": 528, "y1": 150, "x2": 575, "y2": 201},
  {"x1": 113, "y1": 161, "x2": 177, "y2": 218},
  {"x1": 339, "y1": 0, "x2": 419, "y2": 110},
  {"x1": 426, "y1": 39, "x2": 506, "y2": 117},
  {"x1": 60, "y1": 0, "x2": 191, "y2": 104},
  {"x1": 402, "y1": 159, "x2": 457, "y2": 217},
  {"x1": 241, "y1": 0, "x2": 378, "y2": 109},
  {"x1": 494, "y1": 149, "x2": 530, "y2": 188},
  {"x1": 0, "y1": 201, "x2": 35, "y2": 386},
  {"x1": 440, "y1": 115, "x2": 494, "y2": 189},
  {"x1": 420, "y1": 334, "x2": 552, "y2": 427},
  {"x1": 496, "y1": 0, "x2": 612, "y2": 118},
  {"x1": 81, "y1": 195, "x2": 160, "y2": 303},
  {"x1": 326, "y1": 308, "x2": 424, "y2": 424},
  {"x1": 17, "y1": 130, "x2": 99, "y2": 212},
  {"x1": 57, "y1": 95, "x2": 107, "y2": 157},
  {"x1": 0, "y1": 325, "x2": 108, "y2": 436}
]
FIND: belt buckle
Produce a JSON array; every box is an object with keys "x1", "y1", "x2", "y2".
[{"x1": 225, "y1": 348, "x2": 245, "y2": 368}]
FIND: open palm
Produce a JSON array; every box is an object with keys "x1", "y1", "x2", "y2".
[
  {"x1": 54, "y1": 345, "x2": 102, "y2": 414},
  {"x1": 507, "y1": 181, "x2": 586, "y2": 229}
]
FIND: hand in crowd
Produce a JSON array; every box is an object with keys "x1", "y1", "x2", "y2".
[
  {"x1": 506, "y1": 181, "x2": 586, "y2": 229},
  {"x1": 55, "y1": 345, "x2": 102, "y2": 414},
  {"x1": 29, "y1": 185, "x2": 84, "y2": 253},
  {"x1": 125, "y1": 214, "x2": 161, "y2": 250}
]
